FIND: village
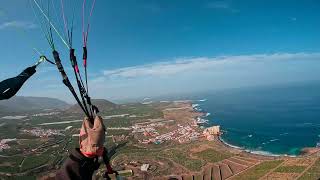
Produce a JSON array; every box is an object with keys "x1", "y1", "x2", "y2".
[
  {"x1": 131, "y1": 116, "x2": 221, "y2": 145},
  {"x1": 0, "y1": 139, "x2": 15, "y2": 152},
  {"x1": 21, "y1": 128, "x2": 64, "y2": 138}
]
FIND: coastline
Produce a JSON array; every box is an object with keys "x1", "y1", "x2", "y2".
[{"x1": 191, "y1": 100, "x2": 319, "y2": 158}]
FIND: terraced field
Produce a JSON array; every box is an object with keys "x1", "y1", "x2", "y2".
[
  {"x1": 178, "y1": 156, "x2": 261, "y2": 180},
  {"x1": 298, "y1": 157, "x2": 320, "y2": 180}
]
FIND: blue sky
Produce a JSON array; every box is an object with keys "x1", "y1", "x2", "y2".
[{"x1": 0, "y1": 0, "x2": 320, "y2": 102}]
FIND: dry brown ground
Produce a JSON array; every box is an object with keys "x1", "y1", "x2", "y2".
[
  {"x1": 282, "y1": 157, "x2": 315, "y2": 166},
  {"x1": 189, "y1": 144, "x2": 213, "y2": 153},
  {"x1": 260, "y1": 172, "x2": 300, "y2": 180}
]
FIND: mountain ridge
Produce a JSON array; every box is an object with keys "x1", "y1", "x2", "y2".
[
  {"x1": 65, "y1": 99, "x2": 118, "y2": 114},
  {"x1": 0, "y1": 96, "x2": 70, "y2": 115}
]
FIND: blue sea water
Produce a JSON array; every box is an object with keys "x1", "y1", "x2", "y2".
[{"x1": 195, "y1": 82, "x2": 320, "y2": 156}]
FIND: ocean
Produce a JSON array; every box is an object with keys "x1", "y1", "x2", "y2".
[{"x1": 195, "y1": 82, "x2": 320, "y2": 156}]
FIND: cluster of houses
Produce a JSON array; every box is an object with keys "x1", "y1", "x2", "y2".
[
  {"x1": 0, "y1": 139, "x2": 15, "y2": 152},
  {"x1": 136, "y1": 122, "x2": 221, "y2": 145},
  {"x1": 21, "y1": 128, "x2": 64, "y2": 138},
  {"x1": 0, "y1": 142, "x2": 9, "y2": 152},
  {"x1": 132, "y1": 104, "x2": 221, "y2": 145},
  {"x1": 132, "y1": 121, "x2": 171, "y2": 137},
  {"x1": 137, "y1": 123, "x2": 202, "y2": 144},
  {"x1": 32, "y1": 112, "x2": 60, "y2": 117}
]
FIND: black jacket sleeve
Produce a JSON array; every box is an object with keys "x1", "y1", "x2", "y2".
[
  {"x1": 0, "y1": 66, "x2": 36, "y2": 100},
  {"x1": 55, "y1": 148, "x2": 100, "y2": 180}
]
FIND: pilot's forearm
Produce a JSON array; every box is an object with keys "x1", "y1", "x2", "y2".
[{"x1": 0, "y1": 66, "x2": 36, "y2": 100}]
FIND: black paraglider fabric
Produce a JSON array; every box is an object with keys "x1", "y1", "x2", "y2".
[
  {"x1": 0, "y1": 66, "x2": 36, "y2": 100},
  {"x1": 55, "y1": 148, "x2": 100, "y2": 180}
]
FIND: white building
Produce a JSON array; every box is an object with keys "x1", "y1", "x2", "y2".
[{"x1": 141, "y1": 164, "x2": 150, "y2": 172}]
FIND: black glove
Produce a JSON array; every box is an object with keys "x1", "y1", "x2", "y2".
[
  {"x1": 93, "y1": 157, "x2": 101, "y2": 171},
  {"x1": 22, "y1": 66, "x2": 36, "y2": 76}
]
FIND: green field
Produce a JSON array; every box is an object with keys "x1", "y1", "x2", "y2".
[
  {"x1": 0, "y1": 122, "x2": 20, "y2": 138},
  {"x1": 104, "y1": 117, "x2": 134, "y2": 128},
  {"x1": 298, "y1": 158, "x2": 320, "y2": 180},
  {"x1": 194, "y1": 148, "x2": 231, "y2": 163},
  {"x1": 232, "y1": 160, "x2": 283, "y2": 180},
  {"x1": 162, "y1": 149, "x2": 205, "y2": 171},
  {"x1": 114, "y1": 143, "x2": 206, "y2": 172},
  {"x1": 275, "y1": 165, "x2": 306, "y2": 173},
  {"x1": 20, "y1": 154, "x2": 51, "y2": 172},
  {"x1": 0, "y1": 156, "x2": 24, "y2": 173}
]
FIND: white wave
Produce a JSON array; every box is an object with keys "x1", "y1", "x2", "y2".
[
  {"x1": 251, "y1": 150, "x2": 297, "y2": 157},
  {"x1": 270, "y1": 139, "x2": 279, "y2": 142},
  {"x1": 248, "y1": 134, "x2": 253, "y2": 138},
  {"x1": 206, "y1": 113, "x2": 211, "y2": 117},
  {"x1": 262, "y1": 141, "x2": 270, "y2": 145},
  {"x1": 196, "y1": 118, "x2": 209, "y2": 124},
  {"x1": 247, "y1": 150, "x2": 281, "y2": 157},
  {"x1": 198, "y1": 99, "x2": 207, "y2": 102},
  {"x1": 142, "y1": 97, "x2": 151, "y2": 101},
  {"x1": 220, "y1": 137, "x2": 297, "y2": 157},
  {"x1": 219, "y1": 137, "x2": 243, "y2": 150},
  {"x1": 192, "y1": 104, "x2": 200, "y2": 108},
  {"x1": 142, "y1": 101, "x2": 153, "y2": 104}
]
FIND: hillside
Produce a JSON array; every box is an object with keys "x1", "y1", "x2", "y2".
[
  {"x1": 0, "y1": 96, "x2": 70, "y2": 114},
  {"x1": 65, "y1": 99, "x2": 119, "y2": 114},
  {"x1": 0, "y1": 105, "x2": 10, "y2": 116}
]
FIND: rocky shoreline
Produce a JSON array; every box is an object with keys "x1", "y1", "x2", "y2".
[{"x1": 189, "y1": 101, "x2": 320, "y2": 159}]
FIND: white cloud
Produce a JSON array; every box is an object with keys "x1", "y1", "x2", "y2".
[
  {"x1": 103, "y1": 53, "x2": 320, "y2": 79},
  {"x1": 0, "y1": 21, "x2": 37, "y2": 30},
  {"x1": 16, "y1": 52, "x2": 320, "y2": 102}
]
